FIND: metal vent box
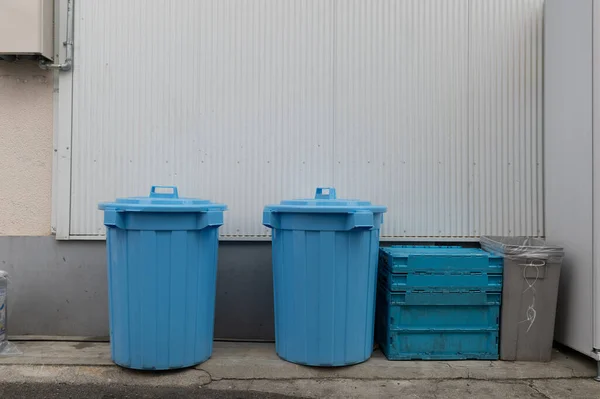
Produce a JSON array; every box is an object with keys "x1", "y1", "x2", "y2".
[{"x1": 0, "y1": 0, "x2": 54, "y2": 60}]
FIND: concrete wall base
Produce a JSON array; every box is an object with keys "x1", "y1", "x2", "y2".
[{"x1": 0, "y1": 237, "x2": 274, "y2": 340}]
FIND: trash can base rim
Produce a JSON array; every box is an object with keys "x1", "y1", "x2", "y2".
[
  {"x1": 276, "y1": 352, "x2": 371, "y2": 367},
  {"x1": 112, "y1": 356, "x2": 211, "y2": 371}
]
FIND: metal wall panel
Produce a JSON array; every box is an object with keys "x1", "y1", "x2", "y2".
[
  {"x1": 468, "y1": 0, "x2": 544, "y2": 238},
  {"x1": 545, "y1": 0, "x2": 595, "y2": 358},
  {"x1": 69, "y1": 0, "x2": 544, "y2": 239},
  {"x1": 333, "y1": 0, "x2": 471, "y2": 238},
  {"x1": 71, "y1": 0, "x2": 336, "y2": 238}
]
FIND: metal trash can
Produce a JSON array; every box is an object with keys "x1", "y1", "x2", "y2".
[
  {"x1": 99, "y1": 186, "x2": 226, "y2": 370},
  {"x1": 263, "y1": 187, "x2": 386, "y2": 366},
  {"x1": 481, "y1": 236, "x2": 564, "y2": 361}
]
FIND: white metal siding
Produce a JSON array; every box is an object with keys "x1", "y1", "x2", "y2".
[
  {"x1": 68, "y1": 0, "x2": 544, "y2": 239},
  {"x1": 468, "y1": 0, "x2": 545, "y2": 238}
]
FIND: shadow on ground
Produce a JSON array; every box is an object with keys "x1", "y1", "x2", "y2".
[{"x1": 0, "y1": 382, "x2": 306, "y2": 399}]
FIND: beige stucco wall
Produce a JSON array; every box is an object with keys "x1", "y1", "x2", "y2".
[{"x1": 0, "y1": 61, "x2": 53, "y2": 235}]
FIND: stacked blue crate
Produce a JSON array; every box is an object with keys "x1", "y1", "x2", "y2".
[{"x1": 376, "y1": 246, "x2": 503, "y2": 360}]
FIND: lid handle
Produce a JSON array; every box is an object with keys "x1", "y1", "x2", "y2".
[
  {"x1": 315, "y1": 187, "x2": 336, "y2": 200},
  {"x1": 149, "y1": 185, "x2": 179, "y2": 198}
]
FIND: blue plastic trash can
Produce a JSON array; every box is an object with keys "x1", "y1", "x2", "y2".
[
  {"x1": 98, "y1": 186, "x2": 226, "y2": 370},
  {"x1": 263, "y1": 187, "x2": 387, "y2": 366}
]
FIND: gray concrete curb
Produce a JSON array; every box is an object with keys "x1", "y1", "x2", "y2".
[
  {"x1": 0, "y1": 341, "x2": 596, "y2": 381},
  {"x1": 0, "y1": 341, "x2": 598, "y2": 398},
  {"x1": 0, "y1": 365, "x2": 598, "y2": 399}
]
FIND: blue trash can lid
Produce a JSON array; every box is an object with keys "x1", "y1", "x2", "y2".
[
  {"x1": 98, "y1": 186, "x2": 227, "y2": 212},
  {"x1": 264, "y1": 187, "x2": 386, "y2": 213}
]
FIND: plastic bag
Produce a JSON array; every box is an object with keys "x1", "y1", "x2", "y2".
[
  {"x1": 480, "y1": 236, "x2": 564, "y2": 263},
  {"x1": 0, "y1": 271, "x2": 21, "y2": 356}
]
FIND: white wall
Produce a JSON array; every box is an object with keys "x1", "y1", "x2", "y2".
[
  {"x1": 546, "y1": 0, "x2": 598, "y2": 359},
  {"x1": 0, "y1": 1, "x2": 546, "y2": 240},
  {"x1": 64, "y1": 0, "x2": 545, "y2": 240},
  {"x1": 0, "y1": 61, "x2": 53, "y2": 236}
]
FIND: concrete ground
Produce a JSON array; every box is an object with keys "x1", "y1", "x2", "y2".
[{"x1": 0, "y1": 341, "x2": 598, "y2": 398}]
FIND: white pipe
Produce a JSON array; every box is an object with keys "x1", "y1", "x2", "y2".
[{"x1": 39, "y1": 0, "x2": 73, "y2": 71}]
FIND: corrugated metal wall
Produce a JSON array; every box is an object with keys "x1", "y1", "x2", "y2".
[{"x1": 68, "y1": 0, "x2": 544, "y2": 239}]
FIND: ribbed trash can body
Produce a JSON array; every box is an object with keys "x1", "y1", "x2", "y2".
[
  {"x1": 481, "y1": 236, "x2": 564, "y2": 361},
  {"x1": 99, "y1": 186, "x2": 226, "y2": 370},
  {"x1": 264, "y1": 188, "x2": 386, "y2": 366}
]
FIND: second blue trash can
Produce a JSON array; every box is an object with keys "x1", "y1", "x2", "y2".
[
  {"x1": 263, "y1": 187, "x2": 387, "y2": 366},
  {"x1": 99, "y1": 186, "x2": 226, "y2": 370}
]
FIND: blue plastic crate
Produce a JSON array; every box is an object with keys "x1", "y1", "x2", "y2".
[
  {"x1": 379, "y1": 246, "x2": 503, "y2": 273},
  {"x1": 377, "y1": 328, "x2": 499, "y2": 360},
  {"x1": 378, "y1": 267, "x2": 502, "y2": 292},
  {"x1": 378, "y1": 246, "x2": 503, "y2": 291},
  {"x1": 375, "y1": 286, "x2": 500, "y2": 360},
  {"x1": 376, "y1": 285, "x2": 500, "y2": 330}
]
